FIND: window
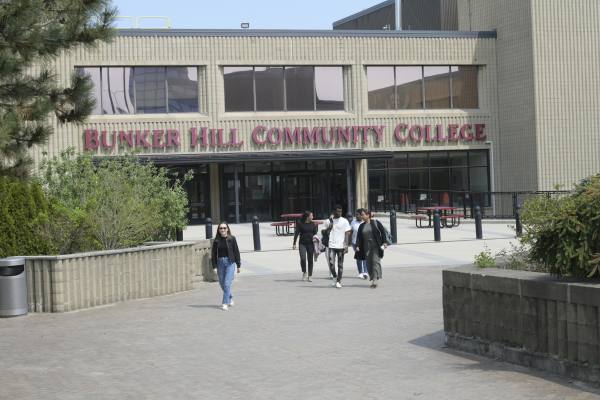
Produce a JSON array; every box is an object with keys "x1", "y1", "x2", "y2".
[
  {"x1": 367, "y1": 65, "x2": 478, "y2": 110},
  {"x1": 395, "y1": 66, "x2": 423, "y2": 109},
  {"x1": 75, "y1": 66, "x2": 200, "y2": 115},
  {"x1": 451, "y1": 66, "x2": 478, "y2": 109},
  {"x1": 224, "y1": 66, "x2": 345, "y2": 112},
  {"x1": 101, "y1": 67, "x2": 134, "y2": 115},
  {"x1": 135, "y1": 67, "x2": 166, "y2": 114},
  {"x1": 255, "y1": 67, "x2": 284, "y2": 111},
  {"x1": 285, "y1": 66, "x2": 314, "y2": 111},
  {"x1": 224, "y1": 67, "x2": 254, "y2": 112},
  {"x1": 167, "y1": 67, "x2": 199, "y2": 112},
  {"x1": 367, "y1": 66, "x2": 395, "y2": 110},
  {"x1": 315, "y1": 67, "x2": 344, "y2": 111}
]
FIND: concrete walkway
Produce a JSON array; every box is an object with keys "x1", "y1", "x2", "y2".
[{"x1": 2, "y1": 220, "x2": 600, "y2": 399}]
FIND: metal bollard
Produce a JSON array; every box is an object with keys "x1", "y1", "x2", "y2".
[
  {"x1": 252, "y1": 215, "x2": 261, "y2": 251},
  {"x1": 175, "y1": 227, "x2": 183, "y2": 241},
  {"x1": 515, "y1": 205, "x2": 523, "y2": 237},
  {"x1": 433, "y1": 210, "x2": 441, "y2": 242},
  {"x1": 475, "y1": 206, "x2": 483, "y2": 239},
  {"x1": 389, "y1": 209, "x2": 397, "y2": 244},
  {"x1": 205, "y1": 218, "x2": 213, "y2": 239}
]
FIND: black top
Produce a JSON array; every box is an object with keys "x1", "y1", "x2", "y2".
[
  {"x1": 211, "y1": 236, "x2": 241, "y2": 268},
  {"x1": 217, "y1": 239, "x2": 228, "y2": 258},
  {"x1": 293, "y1": 221, "x2": 318, "y2": 245}
]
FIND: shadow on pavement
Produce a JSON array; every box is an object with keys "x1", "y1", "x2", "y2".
[{"x1": 408, "y1": 330, "x2": 600, "y2": 396}]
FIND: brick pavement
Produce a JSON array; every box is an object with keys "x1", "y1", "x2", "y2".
[{"x1": 2, "y1": 263, "x2": 600, "y2": 399}]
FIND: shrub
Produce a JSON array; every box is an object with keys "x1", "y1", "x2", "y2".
[
  {"x1": 40, "y1": 149, "x2": 190, "y2": 252},
  {"x1": 473, "y1": 245, "x2": 495, "y2": 268},
  {"x1": 520, "y1": 174, "x2": 600, "y2": 278},
  {"x1": 0, "y1": 176, "x2": 51, "y2": 257}
]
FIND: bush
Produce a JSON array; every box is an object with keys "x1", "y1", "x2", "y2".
[
  {"x1": 520, "y1": 174, "x2": 600, "y2": 278},
  {"x1": 0, "y1": 176, "x2": 51, "y2": 257},
  {"x1": 473, "y1": 245, "x2": 495, "y2": 268},
  {"x1": 40, "y1": 149, "x2": 190, "y2": 252}
]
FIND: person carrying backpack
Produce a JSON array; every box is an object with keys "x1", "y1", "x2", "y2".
[
  {"x1": 355, "y1": 209, "x2": 391, "y2": 289},
  {"x1": 320, "y1": 205, "x2": 351, "y2": 288}
]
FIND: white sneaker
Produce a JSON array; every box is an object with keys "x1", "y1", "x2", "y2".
[
  {"x1": 328, "y1": 274, "x2": 334, "y2": 280},
  {"x1": 221, "y1": 304, "x2": 229, "y2": 311},
  {"x1": 363, "y1": 273, "x2": 369, "y2": 280},
  {"x1": 357, "y1": 273, "x2": 364, "y2": 279},
  {"x1": 302, "y1": 272, "x2": 307, "y2": 281},
  {"x1": 335, "y1": 282, "x2": 342, "y2": 288},
  {"x1": 229, "y1": 299, "x2": 234, "y2": 307},
  {"x1": 307, "y1": 276, "x2": 312, "y2": 282}
]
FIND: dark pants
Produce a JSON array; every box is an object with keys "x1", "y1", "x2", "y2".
[
  {"x1": 298, "y1": 243, "x2": 315, "y2": 276},
  {"x1": 328, "y1": 248, "x2": 345, "y2": 282}
]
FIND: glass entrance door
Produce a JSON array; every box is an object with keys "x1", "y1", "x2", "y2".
[{"x1": 280, "y1": 175, "x2": 314, "y2": 214}]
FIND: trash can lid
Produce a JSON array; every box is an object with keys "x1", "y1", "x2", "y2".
[{"x1": 0, "y1": 257, "x2": 25, "y2": 267}]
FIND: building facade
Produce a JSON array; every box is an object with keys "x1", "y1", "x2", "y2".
[{"x1": 32, "y1": 0, "x2": 600, "y2": 223}]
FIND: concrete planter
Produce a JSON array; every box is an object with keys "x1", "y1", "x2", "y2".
[
  {"x1": 443, "y1": 266, "x2": 600, "y2": 384},
  {"x1": 25, "y1": 240, "x2": 212, "y2": 313}
]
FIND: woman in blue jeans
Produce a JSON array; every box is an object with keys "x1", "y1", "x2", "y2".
[{"x1": 211, "y1": 222, "x2": 241, "y2": 311}]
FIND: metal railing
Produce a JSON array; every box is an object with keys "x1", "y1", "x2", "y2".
[{"x1": 370, "y1": 189, "x2": 572, "y2": 219}]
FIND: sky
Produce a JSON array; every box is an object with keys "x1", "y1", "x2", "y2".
[{"x1": 110, "y1": 0, "x2": 384, "y2": 30}]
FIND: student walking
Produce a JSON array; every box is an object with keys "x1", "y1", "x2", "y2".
[
  {"x1": 356, "y1": 210, "x2": 390, "y2": 288},
  {"x1": 321, "y1": 205, "x2": 351, "y2": 288},
  {"x1": 351, "y1": 209, "x2": 368, "y2": 279},
  {"x1": 293, "y1": 210, "x2": 318, "y2": 282},
  {"x1": 211, "y1": 222, "x2": 241, "y2": 310}
]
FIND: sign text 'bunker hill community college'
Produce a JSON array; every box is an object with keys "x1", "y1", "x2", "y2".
[{"x1": 83, "y1": 123, "x2": 487, "y2": 151}]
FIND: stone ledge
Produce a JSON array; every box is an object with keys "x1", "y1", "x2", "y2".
[{"x1": 446, "y1": 333, "x2": 600, "y2": 385}]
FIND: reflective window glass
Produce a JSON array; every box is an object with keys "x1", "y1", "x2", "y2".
[
  {"x1": 470, "y1": 167, "x2": 489, "y2": 192},
  {"x1": 368, "y1": 159, "x2": 387, "y2": 170},
  {"x1": 430, "y1": 151, "x2": 449, "y2": 167},
  {"x1": 167, "y1": 67, "x2": 198, "y2": 113},
  {"x1": 388, "y1": 153, "x2": 408, "y2": 168},
  {"x1": 409, "y1": 169, "x2": 429, "y2": 189},
  {"x1": 315, "y1": 66, "x2": 344, "y2": 110},
  {"x1": 76, "y1": 67, "x2": 102, "y2": 115},
  {"x1": 368, "y1": 170, "x2": 387, "y2": 206},
  {"x1": 450, "y1": 167, "x2": 468, "y2": 191},
  {"x1": 395, "y1": 66, "x2": 423, "y2": 109},
  {"x1": 367, "y1": 66, "x2": 395, "y2": 110},
  {"x1": 101, "y1": 67, "x2": 134, "y2": 114},
  {"x1": 408, "y1": 152, "x2": 428, "y2": 168},
  {"x1": 134, "y1": 67, "x2": 166, "y2": 114},
  {"x1": 451, "y1": 66, "x2": 478, "y2": 109},
  {"x1": 285, "y1": 66, "x2": 314, "y2": 111},
  {"x1": 424, "y1": 66, "x2": 450, "y2": 109},
  {"x1": 224, "y1": 67, "x2": 254, "y2": 112},
  {"x1": 430, "y1": 168, "x2": 450, "y2": 190},
  {"x1": 469, "y1": 150, "x2": 488, "y2": 166},
  {"x1": 255, "y1": 67, "x2": 284, "y2": 111},
  {"x1": 449, "y1": 151, "x2": 468, "y2": 166}
]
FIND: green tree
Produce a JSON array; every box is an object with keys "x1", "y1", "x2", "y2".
[
  {"x1": 41, "y1": 149, "x2": 190, "y2": 252},
  {"x1": 0, "y1": 0, "x2": 115, "y2": 177},
  {"x1": 520, "y1": 174, "x2": 600, "y2": 278}
]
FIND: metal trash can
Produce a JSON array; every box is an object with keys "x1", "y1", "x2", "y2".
[{"x1": 0, "y1": 257, "x2": 27, "y2": 317}]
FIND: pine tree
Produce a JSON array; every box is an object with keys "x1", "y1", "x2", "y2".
[{"x1": 0, "y1": 0, "x2": 116, "y2": 178}]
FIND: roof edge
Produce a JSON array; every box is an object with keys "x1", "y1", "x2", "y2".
[
  {"x1": 116, "y1": 29, "x2": 497, "y2": 39},
  {"x1": 332, "y1": 0, "x2": 395, "y2": 28}
]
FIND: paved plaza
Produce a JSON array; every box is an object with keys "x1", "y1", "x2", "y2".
[{"x1": 2, "y1": 219, "x2": 600, "y2": 399}]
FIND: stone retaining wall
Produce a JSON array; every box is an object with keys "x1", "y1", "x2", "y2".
[
  {"x1": 25, "y1": 240, "x2": 212, "y2": 313},
  {"x1": 443, "y1": 266, "x2": 600, "y2": 384}
]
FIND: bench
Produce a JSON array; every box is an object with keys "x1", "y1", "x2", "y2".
[
  {"x1": 411, "y1": 214, "x2": 428, "y2": 228},
  {"x1": 440, "y1": 213, "x2": 465, "y2": 227},
  {"x1": 270, "y1": 221, "x2": 294, "y2": 236}
]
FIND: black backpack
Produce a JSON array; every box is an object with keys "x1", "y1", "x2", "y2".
[{"x1": 320, "y1": 217, "x2": 334, "y2": 247}]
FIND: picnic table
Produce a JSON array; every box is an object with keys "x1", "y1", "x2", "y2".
[
  {"x1": 270, "y1": 213, "x2": 303, "y2": 236},
  {"x1": 412, "y1": 206, "x2": 464, "y2": 228}
]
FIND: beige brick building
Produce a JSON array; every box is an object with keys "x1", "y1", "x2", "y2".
[{"x1": 35, "y1": 0, "x2": 599, "y2": 223}]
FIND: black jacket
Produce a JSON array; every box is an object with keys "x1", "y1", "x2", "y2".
[
  {"x1": 355, "y1": 219, "x2": 389, "y2": 258},
  {"x1": 211, "y1": 236, "x2": 241, "y2": 268},
  {"x1": 293, "y1": 221, "x2": 318, "y2": 245}
]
